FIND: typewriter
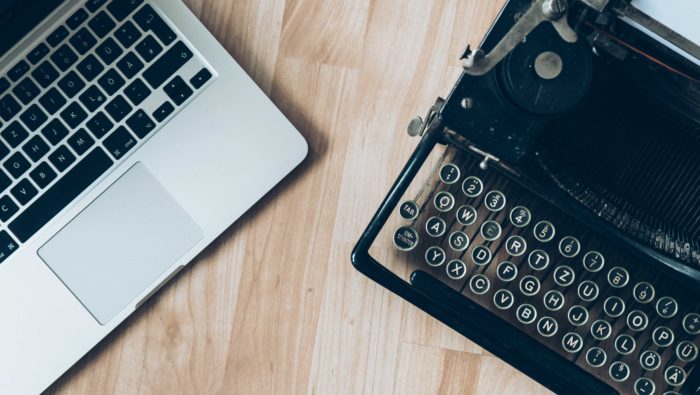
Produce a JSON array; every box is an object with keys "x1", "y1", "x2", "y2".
[{"x1": 352, "y1": 0, "x2": 700, "y2": 394}]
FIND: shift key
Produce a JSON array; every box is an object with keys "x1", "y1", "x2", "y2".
[{"x1": 142, "y1": 41, "x2": 193, "y2": 89}]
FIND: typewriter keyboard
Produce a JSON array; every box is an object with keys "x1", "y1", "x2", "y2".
[{"x1": 381, "y1": 146, "x2": 699, "y2": 395}]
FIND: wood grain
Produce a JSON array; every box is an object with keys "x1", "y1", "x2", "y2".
[{"x1": 47, "y1": 0, "x2": 551, "y2": 394}]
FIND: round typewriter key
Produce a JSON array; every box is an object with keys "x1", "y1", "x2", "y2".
[
  {"x1": 398, "y1": 200, "x2": 419, "y2": 220},
  {"x1": 567, "y1": 305, "x2": 589, "y2": 327},
  {"x1": 484, "y1": 190, "x2": 506, "y2": 212},
  {"x1": 585, "y1": 347, "x2": 606, "y2": 368},
  {"x1": 607, "y1": 266, "x2": 630, "y2": 288},
  {"x1": 448, "y1": 231, "x2": 470, "y2": 252},
  {"x1": 558, "y1": 236, "x2": 580, "y2": 258},
  {"x1": 634, "y1": 378, "x2": 655, "y2": 395},
  {"x1": 505, "y1": 235, "x2": 527, "y2": 256},
  {"x1": 656, "y1": 297, "x2": 678, "y2": 319},
  {"x1": 640, "y1": 350, "x2": 661, "y2": 371},
  {"x1": 469, "y1": 274, "x2": 490, "y2": 295},
  {"x1": 446, "y1": 259, "x2": 467, "y2": 280},
  {"x1": 519, "y1": 275, "x2": 540, "y2": 296},
  {"x1": 425, "y1": 246, "x2": 446, "y2": 267},
  {"x1": 677, "y1": 341, "x2": 698, "y2": 362},
  {"x1": 425, "y1": 216, "x2": 447, "y2": 238},
  {"x1": 591, "y1": 319, "x2": 612, "y2": 340},
  {"x1": 609, "y1": 361, "x2": 630, "y2": 382},
  {"x1": 434, "y1": 191, "x2": 455, "y2": 212},
  {"x1": 615, "y1": 334, "x2": 636, "y2": 355},
  {"x1": 462, "y1": 176, "x2": 483, "y2": 198},
  {"x1": 627, "y1": 310, "x2": 649, "y2": 331},
  {"x1": 456, "y1": 205, "x2": 477, "y2": 226},
  {"x1": 603, "y1": 296, "x2": 625, "y2": 318},
  {"x1": 471, "y1": 245, "x2": 492, "y2": 266},
  {"x1": 533, "y1": 220, "x2": 555, "y2": 242},
  {"x1": 665, "y1": 365, "x2": 686, "y2": 387},
  {"x1": 562, "y1": 332, "x2": 583, "y2": 353},
  {"x1": 496, "y1": 261, "x2": 517, "y2": 282},
  {"x1": 577, "y1": 280, "x2": 599, "y2": 302},
  {"x1": 633, "y1": 282, "x2": 655, "y2": 304},
  {"x1": 528, "y1": 249, "x2": 549, "y2": 271},
  {"x1": 536, "y1": 316, "x2": 558, "y2": 337},
  {"x1": 664, "y1": 392, "x2": 681, "y2": 395},
  {"x1": 683, "y1": 313, "x2": 700, "y2": 334},
  {"x1": 509, "y1": 206, "x2": 531, "y2": 228},
  {"x1": 439, "y1": 163, "x2": 460, "y2": 184},
  {"x1": 516, "y1": 304, "x2": 537, "y2": 325},
  {"x1": 543, "y1": 290, "x2": 565, "y2": 311},
  {"x1": 553, "y1": 265, "x2": 575, "y2": 287},
  {"x1": 480, "y1": 220, "x2": 502, "y2": 241},
  {"x1": 652, "y1": 326, "x2": 674, "y2": 347},
  {"x1": 582, "y1": 251, "x2": 605, "y2": 272},
  {"x1": 493, "y1": 289, "x2": 514, "y2": 310},
  {"x1": 393, "y1": 226, "x2": 419, "y2": 251}
]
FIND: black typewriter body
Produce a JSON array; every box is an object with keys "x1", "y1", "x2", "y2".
[{"x1": 353, "y1": 1, "x2": 700, "y2": 394}]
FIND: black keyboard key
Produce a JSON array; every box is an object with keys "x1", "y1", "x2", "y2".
[
  {"x1": 103, "y1": 125, "x2": 136, "y2": 159},
  {"x1": 9, "y1": 147, "x2": 113, "y2": 242},
  {"x1": 105, "y1": 95, "x2": 132, "y2": 122},
  {"x1": 8, "y1": 60, "x2": 30, "y2": 82},
  {"x1": 135, "y1": 35, "x2": 162, "y2": 63},
  {"x1": 67, "y1": 8, "x2": 89, "y2": 29},
  {"x1": 76, "y1": 54, "x2": 105, "y2": 82},
  {"x1": 107, "y1": 0, "x2": 143, "y2": 21},
  {"x1": 0, "y1": 196, "x2": 19, "y2": 222},
  {"x1": 143, "y1": 41, "x2": 192, "y2": 89},
  {"x1": 41, "y1": 118, "x2": 70, "y2": 145},
  {"x1": 86, "y1": 0, "x2": 108, "y2": 12},
  {"x1": 0, "y1": 94, "x2": 21, "y2": 122},
  {"x1": 126, "y1": 109, "x2": 155, "y2": 138},
  {"x1": 124, "y1": 78, "x2": 150, "y2": 105},
  {"x1": 0, "y1": 169, "x2": 10, "y2": 191},
  {"x1": 78, "y1": 85, "x2": 107, "y2": 112},
  {"x1": 1, "y1": 121, "x2": 29, "y2": 148},
  {"x1": 12, "y1": 78, "x2": 40, "y2": 105},
  {"x1": 116, "y1": 52, "x2": 143, "y2": 79},
  {"x1": 31, "y1": 60, "x2": 60, "y2": 88},
  {"x1": 88, "y1": 10, "x2": 117, "y2": 37},
  {"x1": 164, "y1": 76, "x2": 193, "y2": 105},
  {"x1": 60, "y1": 102, "x2": 88, "y2": 128},
  {"x1": 58, "y1": 71, "x2": 86, "y2": 98},
  {"x1": 19, "y1": 104, "x2": 48, "y2": 131},
  {"x1": 48, "y1": 145, "x2": 76, "y2": 172},
  {"x1": 30, "y1": 162, "x2": 57, "y2": 189},
  {"x1": 69, "y1": 27, "x2": 98, "y2": 55},
  {"x1": 190, "y1": 68, "x2": 212, "y2": 89},
  {"x1": 47, "y1": 26, "x2": 69, "y2": 47},
  {"x1": 0, "y1": 231, "x2": 18, "y2": 263},
  {"x1": 38, "y1": 88, "x2": 67, "y2": 115},
  {"x1": 0, "y1": 78, "x2": 9, "y2": 95},
  {"x1": 96, "y1": 37, "x2": 123, "y2": 65},
  {"x1": 67, "y1": 128, "x2": 95, "y2": 155},
  {"x1": 50, "y1": 44, "x2": 79, "y2": 71},
  {"x1": 86, "y1": 111, "x2": 113, "y2": 138},
  {"x1": 97, "y1": 68, "x2": 125, "y2": 96},
  {"x1": 27, "y1": 43, "x2": 50, "y2": 65},
  {"x1": 3, "y1": 151, "x2": 31, "y2": 179},
  {"x1": 22, "y1": 135, "x2": 51, "y2": 162},
  {"x1": 134, "y1": 4, "x2": 176, "y2": 45},
  {"x1": 114, "y1": 20, "x2": 142, "y2": 48},
  {"x1": 11, "y1": 179, "x2": 38, "y2": 206},
  {"x1": 0, "y1": 142, "x2": 9, "y2": 162},
  {"x1": 152, "y1": 101, "x2": 174, "y2": 122}
]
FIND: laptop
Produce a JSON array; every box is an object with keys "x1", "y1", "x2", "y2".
[{"x1": 0, "y1": 0, "x2": 307, "y2": 392}]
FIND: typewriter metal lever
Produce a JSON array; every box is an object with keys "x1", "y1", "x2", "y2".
[{"x1": 462, "y1": 0, "x2": 578, "y2": 76}]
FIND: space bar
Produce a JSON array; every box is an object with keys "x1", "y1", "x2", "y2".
[{"x1": 9, "y1": 148, "x2": 113, "y2": 243}]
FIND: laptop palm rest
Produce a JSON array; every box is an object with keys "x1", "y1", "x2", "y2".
[{"x1": 38, "y1": 163, "x2": 203, "y2": 324}]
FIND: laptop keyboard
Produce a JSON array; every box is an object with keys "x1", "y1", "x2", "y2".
[{"x1": 0, "y1": 0, "x2": 215, "y2": 262}]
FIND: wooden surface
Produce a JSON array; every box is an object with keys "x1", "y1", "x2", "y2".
[{"x1": 49, "y1": 1, "x2": 551, "y2": 394}]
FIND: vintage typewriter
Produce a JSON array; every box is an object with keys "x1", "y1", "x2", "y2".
[{"x1": 352, "y1": 0, "x2": 700, "y2": 394}]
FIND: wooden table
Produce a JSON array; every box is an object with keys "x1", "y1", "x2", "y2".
[{"x1": 49, "y1": 1, "x2": 550, "y2": 393}]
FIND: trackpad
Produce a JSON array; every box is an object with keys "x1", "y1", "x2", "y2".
[{"x1": 39, "y1": 163, "x2": 203, "y2": 324}]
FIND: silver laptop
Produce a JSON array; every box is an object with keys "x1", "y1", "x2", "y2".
[{"x1": 0, "y1": 0, "x2": 307, "y2": 392}]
